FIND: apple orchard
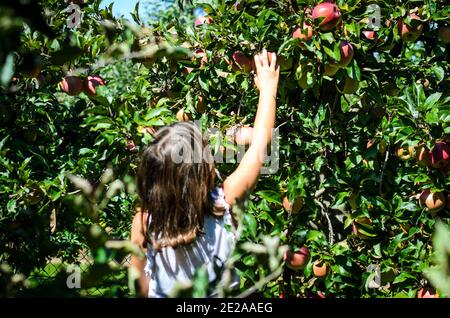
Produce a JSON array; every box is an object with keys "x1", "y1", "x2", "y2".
[{"x1": 1, "y1": 0, "x2": 450, "y2": 298}]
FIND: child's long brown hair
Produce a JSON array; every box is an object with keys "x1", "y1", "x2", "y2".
[{"x1": 137, "y1": 121, "x2": 223, "y2": 251}]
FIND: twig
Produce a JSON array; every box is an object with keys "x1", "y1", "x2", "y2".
[
  {"x1": 315, "y1": 188, "x2": 325, "y2": 198},
  {"x1": 379, "y1": 148, "x2": 390, "y2": 194},
  {"x1": 315, "y1": 199, "x2": 335, "y2": 245},
  {"x1": 236, "y1": 267, "x2": 283, "y2": 298}
]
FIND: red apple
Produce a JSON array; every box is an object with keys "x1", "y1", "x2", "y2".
[
  {"x1": 312, "y1": 260, "x2": 330, "y2": 278},
  {"x1": 232, "y1": 51, "x2": 253, "y2": 72},
  {"x1": 417, "y1": 287, "x2": 439, "y2": 298},
  {"x1": 283, "y1": 196, "x2": 304, "y2": 213},
  {"x1": 59, "y1": 76, "x2": 84, "y2": 96},
  {"x1": 292, "y1": 23, "x2": 313, "y2": 42},
  {"x1": 446, "y1": 193, "x2": 450, "y2": 209},
  {"x1": 194, "y1": 16, "x2": 213, "y2": 27},
  {"x1": 397, "y1": 14, "x2": 424, "y2": 42},
  {"x1": 336, "y1": 41, "x2": 354, "y2": 68},
  {"x1": 363, "y1": 30, "x2": 377, "y2": 40},
  {"x1": 430, "y1": 141, "x2": 450, "y2": 169},
  {"x1": 438, "y1": 26, "x2": 450, "y2": 44},
  {"x1": 419, "y1": 189, "x2": 446, "y2": 214},
  {"x1": 84, "y1": 75, "x2": 105, "y2": 96},
  {"x1": 312, "y1": 2, "x2": 341, "y2": 32},
  {"x1": 284, "y1": 247, "x2": 310, "y2": 270}
]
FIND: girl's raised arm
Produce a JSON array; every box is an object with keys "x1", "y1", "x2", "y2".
[{"x1": 223, "y1": 50, "x2": 280, "y2": 206}]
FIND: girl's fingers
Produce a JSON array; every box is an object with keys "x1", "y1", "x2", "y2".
[
  {"x1": 261, "y1": 49, "x2": 269, "y2": 67},
  {"x1": 253, "y1": 55, "x2": 261, "y2": 71},
  {"x1": 270, "y1": 52, "x2": 277, "y2": 70}
]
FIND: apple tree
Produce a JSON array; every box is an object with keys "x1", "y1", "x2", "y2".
[{"x1": 1, "y1": 0, "x2": 450, "y2": 298}]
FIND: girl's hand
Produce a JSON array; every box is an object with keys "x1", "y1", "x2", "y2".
[{"x1": 253, "y1": 49, "x2": 280, "y2": 95}]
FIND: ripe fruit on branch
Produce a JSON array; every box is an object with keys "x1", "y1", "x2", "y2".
[
  {"x1": 415, "y1": 144, "x2": 431, "y2": 167},
  {"x1": 234, "y1": 126, "x2": 254, "y2": 145},
  {"x1": 397, "y1": 14, "x2": 424, "y2": 42},
  {"x1": 292, "y1": 23, "x2": 313, "y2": 42},
  {"x1": 59, "y1": 76, "x2": 84, "y2": 96},
  {"x1": 284, "y1": 247, "x2": 310, "y2": 270},
  {"x1": 283, "y1": 196, "x2": 303, "y2": 213},
  {"x1": 438, "y1": 26, "x2": 450, "y2": 44},
  {"x1": 312, "y1": 260, "x2": 330, "y2": 278},
  {"x1": 336, "y1": 41, "x2": 354, "y2": 68},
  {"x1": 194, "y1": 16, "x2": 213, "y2": 27},
  {"x1": 417, "y1": 287, "x2": 439, "y2": 298},
  {"x1": 362, "y1": 31, "x2": 377, "y2": 40},
  {"x1": 312, "y1": 2, "x2": 341, "y2": 32},
  {"x1": 176, "y1": 108, "x2": 192, "y2": 121},
  {"x1": 396, "y1": 145, "x2": 415, "y2": 161},
  {"x1": 419, "y1": 189, "x2": 446, "y2": 214},
  {"x1": 84, "y1": 75, "x2": 105, "y2": 96},
  {"x1": 430, "y1": 141, "x2": 450, "y2": 169},
  {"x1": 232, "y1": 51, "x2": 253, "y2": 72}
]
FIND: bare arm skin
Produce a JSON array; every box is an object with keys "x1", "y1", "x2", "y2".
[
  {"x1": 223, "y1": 50, "x2": 280, "y2": 206},
  {"x1": 130, "y1": 210, "x2": 150, "y2": 297}
]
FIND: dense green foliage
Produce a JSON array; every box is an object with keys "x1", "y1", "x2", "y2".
[{"x1": 1, "y1": 0, "x2": 449, "y2": 297}]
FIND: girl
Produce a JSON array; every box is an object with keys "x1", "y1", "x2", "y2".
[{"x1": 131, "y1": 50, "x2": 280, "y2": 297}]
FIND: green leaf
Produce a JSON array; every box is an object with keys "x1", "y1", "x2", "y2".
[
  {"x1": 431, "y1": 65, "x2": 445, "y2": 83},
  {"x1": 256, "y1": 190, "x2": 281, "y2": 204},
  {"x1": 392, "y1": 272, "x2": 416, "y2": 284}
]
